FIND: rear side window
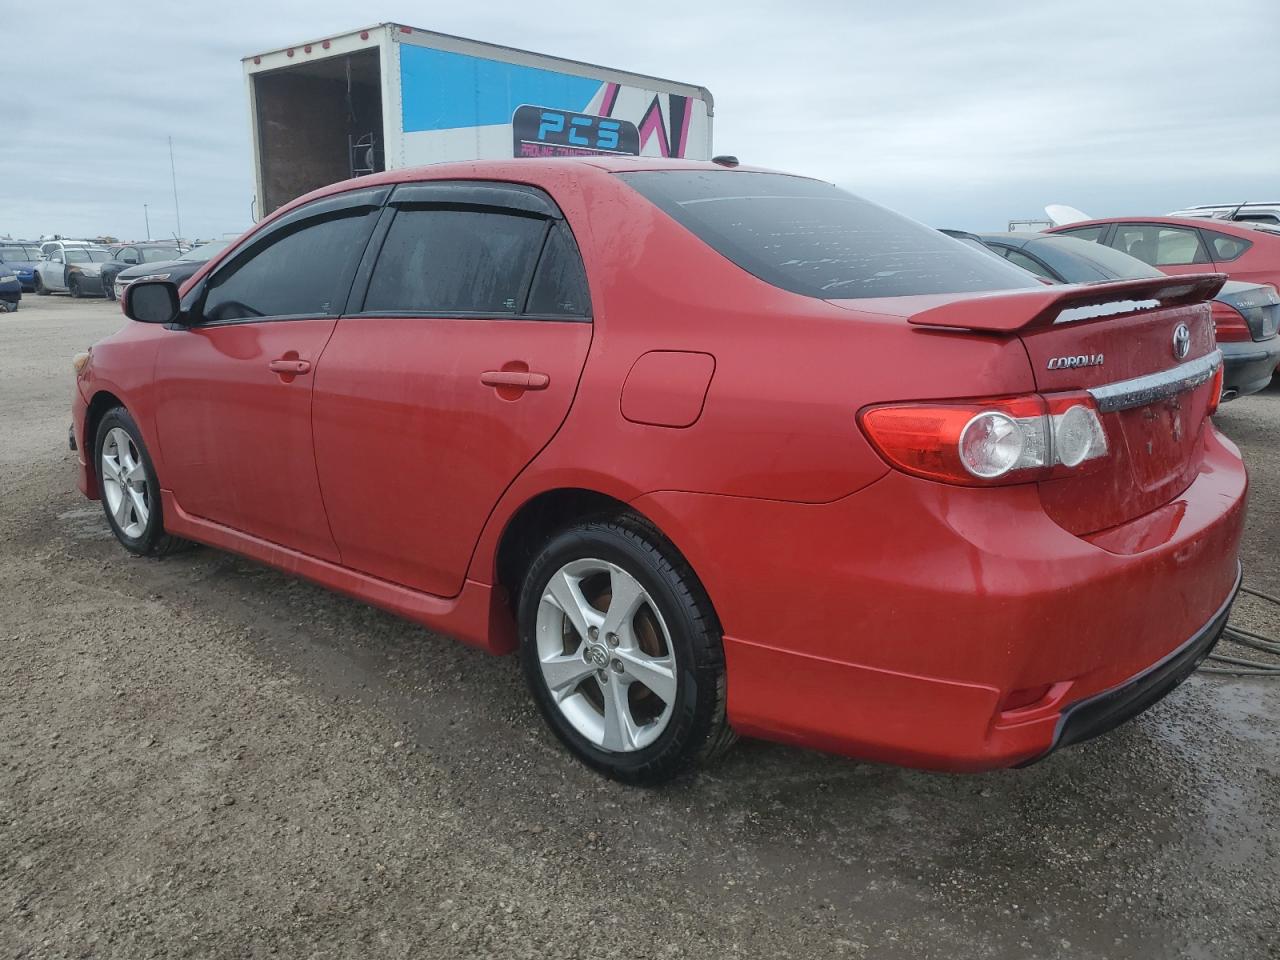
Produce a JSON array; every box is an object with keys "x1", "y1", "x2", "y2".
[
  {"x1": 1110, "y1": 224, "x2": 1211, "y2": 266},
  {"x1": 364, "y1": 209, "x2": 547, "y2": 315},
  {"x1": 1054, "y1": 225, "x2": 1106, "y2": 244},
  {"x1": 202, "y1": 212, "x2": 373, "y2": 322},
  {"x1": 1001, "y1": 248, "x2": 1057, "y2": 281},
  {"x1": 526, "y1": 223, "x2": 591, "y2": 317},
  {"x1": 1204, "y1": 230, "x2": 1252, "y2": 262},
  {"x1": 618, "y1": 171, "x2": 1039, "y2": 299}
]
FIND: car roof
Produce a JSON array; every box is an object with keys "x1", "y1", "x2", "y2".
[
  {"x1": 268, "y1": 157, "x2": 791, "y2": 222},
  {"x1": 1050, "y1": 215, "x2": 1276, "y2": 238}
]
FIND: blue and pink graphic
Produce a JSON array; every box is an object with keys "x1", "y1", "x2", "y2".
[{"x1": 398, "y1": 44, "x2": 707, "y2": 162}]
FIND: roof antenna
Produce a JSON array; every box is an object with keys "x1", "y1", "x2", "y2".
[
  {"x1": 711, "y1": 155, "x2": 739, "y2": 167},
  {"x1": 1226, "y1": 199, "x2": 1248, "y2": 221}
]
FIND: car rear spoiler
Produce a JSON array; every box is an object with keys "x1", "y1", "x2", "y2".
[{"x1": 908, "y1": 274, "x2": 1227, "y2": 333}]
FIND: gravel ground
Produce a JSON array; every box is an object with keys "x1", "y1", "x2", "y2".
[{"x1": 3, "y1": 294, "x2": 1279, "y2": 960}]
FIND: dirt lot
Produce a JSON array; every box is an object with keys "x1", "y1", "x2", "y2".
[{"x1": 3, "y1": 293, "x2": 1279, "y2": 960}]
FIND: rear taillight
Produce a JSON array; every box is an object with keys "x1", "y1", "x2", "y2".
[
  {"x1": 1210, "y1": 301, "x2": 1251, "y2": 342},
  {"x1": 1207, "y1": 363, "x2": 1225, "y2": 415},
  {"x1": 858, "y1": 393, "x2": 1108, "y2": 486}
]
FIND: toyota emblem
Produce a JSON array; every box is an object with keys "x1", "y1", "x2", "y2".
[{"x1": 1172, "y1": 323, "x2": 1191, "y2": 360}]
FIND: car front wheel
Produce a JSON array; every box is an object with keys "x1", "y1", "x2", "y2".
[
  {"x1": 93, "y1": 408, "x2": 187, "y2": 556},
  {"x1": 34, "y1": 274, "x2": 48, "y2": 296},
  {"x1": 518, "y1": 515, "x2": 734, "y2": 784},
  {"x1": 69, "y1": 277, "x2": 82, "y2": 298}
]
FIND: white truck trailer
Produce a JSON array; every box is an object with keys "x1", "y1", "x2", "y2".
[{"x1": 243, "y1": 23, "x2": 714, "y2": 218}]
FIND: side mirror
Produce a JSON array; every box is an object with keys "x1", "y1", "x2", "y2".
[
  {"x1": 123, "y1": 256, "x2": 138, "y2": 264},
  {"x1": 123, "y1": 280, "x2": 181, "y2": 325}
]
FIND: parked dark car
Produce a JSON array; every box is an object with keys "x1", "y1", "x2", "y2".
[
  {"x1": 111, "y1": 240, "x2": 231, "y2": 302},
  {"x1": 0, "y1": 241, "x2": 42, "y2": 291},
  {"x1": 0, "y1": 268, "x2": 20, "y2": 311},
  {"x1": 966, "y1": 231, "x2": 1280, "y2": 399},
  {"x1": 101, "y1": 243, "x2": 185, "y2": 301}
]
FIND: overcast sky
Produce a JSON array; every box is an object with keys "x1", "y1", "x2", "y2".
[{"x1": 4, "y1": 0, "x2": 1277, "y2": 241}]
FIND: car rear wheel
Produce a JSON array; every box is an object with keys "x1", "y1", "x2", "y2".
[
  {"x1": 34, "y1": 274, "x2": 48, "y2": 296},
  {"x1": 94, "y1": 408, "x2": 188, "y2": 557},
  {"x1": 518, "y1": 514, "x2": 734, "y2": 784}
]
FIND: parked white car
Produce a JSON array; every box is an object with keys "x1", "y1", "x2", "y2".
[
  {"x1": 1169, "y1": 202, "x2": 1280, "y2": 226},
  {"x1": 34, "y1": 242, "x2": 111, "y2": 298}
]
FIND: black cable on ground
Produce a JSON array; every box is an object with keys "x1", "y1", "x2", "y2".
[{"x1": 1201, "y1": 583, "x2": 1280, "y2": 678}]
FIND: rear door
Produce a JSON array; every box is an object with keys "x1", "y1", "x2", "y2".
[
  {"x1": 1106, "y1": 222, "x2": 1216, "y2": 277},
  {"x1": 312, "y1": 181, "x2": 593, "y2": 597},
  {"x1": 152, "y1": 187, "x2": 386, "y2": 559}
]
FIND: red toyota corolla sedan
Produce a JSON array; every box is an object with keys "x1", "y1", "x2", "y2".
[{"x1": 71, "y1": 159, "x2": 1247, "y2": 783}]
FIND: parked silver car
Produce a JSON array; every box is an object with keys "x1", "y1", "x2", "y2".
[{"x1": 34, "y1": 242, "x2": 111, "y2": 298}]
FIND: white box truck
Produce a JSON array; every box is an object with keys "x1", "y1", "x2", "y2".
[{"x1": 243, "y1": 23, "x2": 715, "y2": 218}]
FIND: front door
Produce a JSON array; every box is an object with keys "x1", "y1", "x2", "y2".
[
  {"x1": 152, "y1": 193, "x2": 383, "y2": 560},
  {"x1": 312, "y1": 187, "x2": 594, "y2": 596}
]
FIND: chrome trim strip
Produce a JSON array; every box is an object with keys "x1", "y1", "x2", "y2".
[{"x1": 1087, "y1": 350, "x2": 1222, "y2": 413}]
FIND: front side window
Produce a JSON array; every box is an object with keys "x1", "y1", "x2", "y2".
[
  {"x1": 1111, "y1": 224, "x2": 1210, "y2": 266},
  {"x1": 618, "y1": 170, "x2": 1039, "y2": 299},
  {"x1": 202, "y1": 212, "x2": 372, "y2": 322},
  {"x1": 364, "y1": 208, "x2": 548, "y2": 314},
  {"x1": 116, "y1": 247, "x2": 139, "y2": 262},
  {"x1": 141, "y1": 247, "x2": 181, "y2": 263},
  {"x1": 64, "y1": 249, "x2": 87, "y2": 264},
  {"x1": 1204, "y1": 230, "x2": 1251, "y2": 262}
]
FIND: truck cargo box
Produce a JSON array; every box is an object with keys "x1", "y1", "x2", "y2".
[{"x1": 243, "y1": 23, "x2": 714, "y2": 217}]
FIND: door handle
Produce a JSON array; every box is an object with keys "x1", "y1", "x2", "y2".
[
  {"x1": 480, "y1": 370, "x2": 550, "y2": 391},
  {"x1": 268, "y1": 358, "x2": 311, "y2": 375}
]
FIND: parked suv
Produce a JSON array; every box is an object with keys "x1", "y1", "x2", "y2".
[
  {"x1": 34, "y1": 241, "x2": 111, "y2": 297},
  {"x1": 73, "y1": 159, "x2": 1245, "y2": 784}
]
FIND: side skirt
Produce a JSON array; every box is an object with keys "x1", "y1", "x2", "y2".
[{"x1": 161, "y1": 491, "x2": 516, "y2": 655}]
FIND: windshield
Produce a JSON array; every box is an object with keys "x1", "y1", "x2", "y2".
[
  {"x1": 141, "y1": 247, "x2": 181, "y2": 262},
  {"x1": 64, "y1": 248, "x2": 110, "y2": 264},
  {"x1": 1036, "y1": 235, "x2": 1164, "y2": 280},
  {"x1": 618, "y1": 170, "x2": 1040, "y2": 299},
  {"x1": 179, "y1": 240, "x2": 231, "y2": 262}
]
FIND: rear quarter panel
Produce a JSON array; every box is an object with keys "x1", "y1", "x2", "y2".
[{"x1": 467, "y1": 169, "x2": 1038, "y2": 582}]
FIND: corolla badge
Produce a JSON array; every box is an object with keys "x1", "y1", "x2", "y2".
[
  {"x1": 1172, "y1": 323, "x2": 1191, "y2": 360},
  {"x1": 1047, "y1": 354, "x2": 1104, "y2": 370}
]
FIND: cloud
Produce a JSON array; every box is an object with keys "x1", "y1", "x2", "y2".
[{"x1": 3, "y1": 0, "x2": 1277, "y2": 239}]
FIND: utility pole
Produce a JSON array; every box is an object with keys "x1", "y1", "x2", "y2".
[
  {"x1": 168, "y1": 136, "x2": 182, "y2": 241},
  {"x1": 143, "y1": 203, "x2": 151, "y2": 241}
]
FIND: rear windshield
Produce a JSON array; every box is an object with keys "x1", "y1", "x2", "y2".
[
  {"x1": 618, "y1": 171, "x2": 1040, "y2": 299},
  {"x1": 1034, "y1": 235, "x2": 1164, "y2": 280}
]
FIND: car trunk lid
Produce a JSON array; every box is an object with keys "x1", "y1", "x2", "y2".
[{"x1": 884, "y1": 275, "x2": 1226, "y2": 535}]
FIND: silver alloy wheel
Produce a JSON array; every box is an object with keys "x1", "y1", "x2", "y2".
[
  {"x1": 100, "y1": 426, "x2": 150, "y2": 538},
  {"x1": 536, "y1": 558, "x2": 678, "y2": 753}
]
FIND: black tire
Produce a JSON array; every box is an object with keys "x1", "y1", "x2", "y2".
[
  {"x1": 104, "y1": 276, "x2": 116, "y2": 301},
  {"x1": 69, "y1": 277, "x2": 82, "y2": 299},
  {"x1": 93, "y1": 407, "x2": 189, "y2": 557},
  {"x1": 518, "y1": 513, "x2": 734, "y2": 784},
  {"x1": 34, "y1": 274, "x2": 48, "y2": 296}
]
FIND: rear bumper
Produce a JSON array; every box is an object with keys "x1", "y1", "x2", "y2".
[
  {"x1": 1037, "y1": 561, "x2": 1237, "y2": 758},
  {"x1": 1220, "y1": 336, "x2": 1280, "y2": 396},
  {"x1": 632, "y1": 425, "x2": 1247, "y2": 772}
]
